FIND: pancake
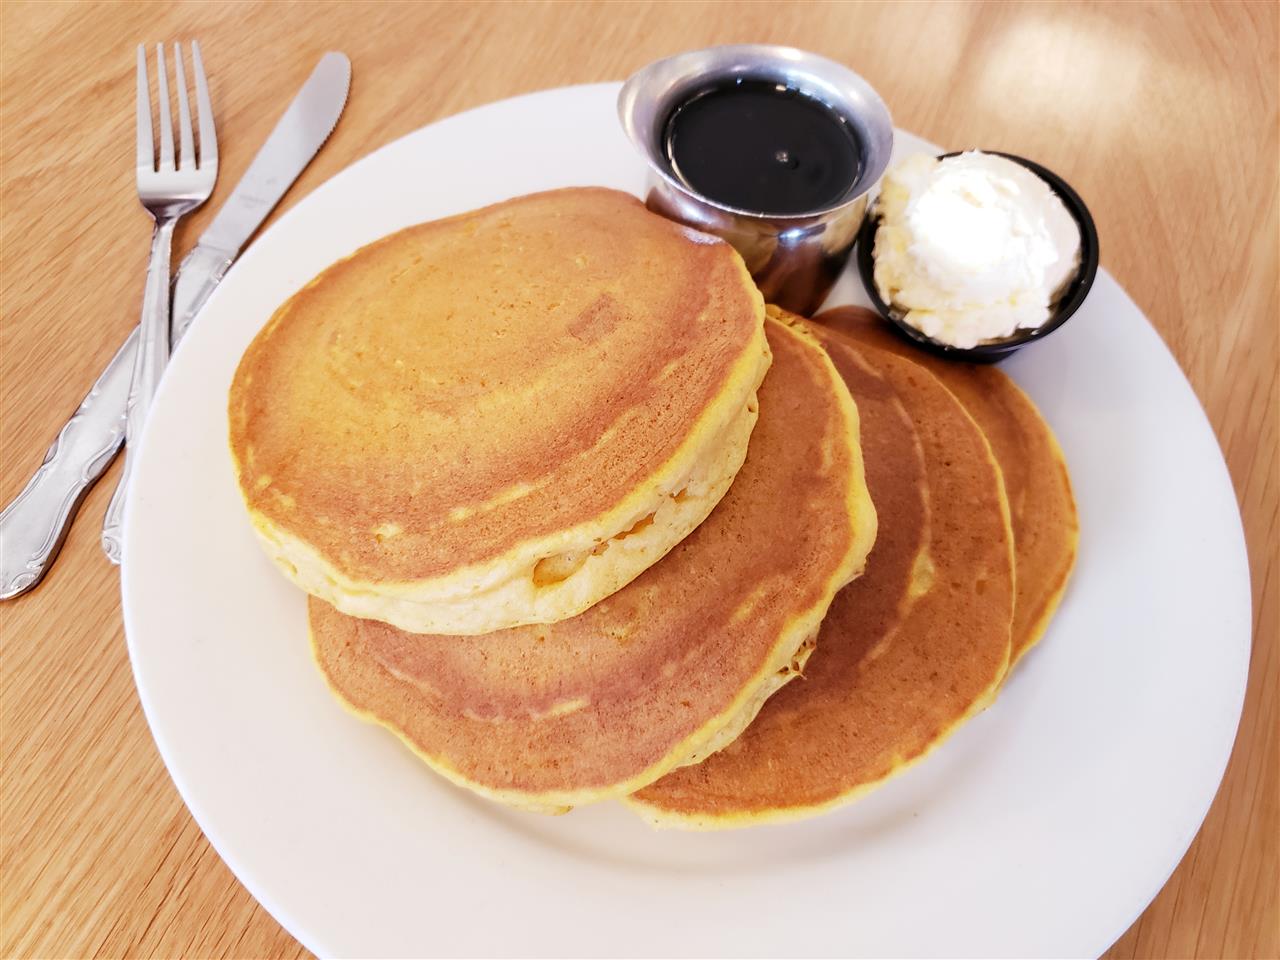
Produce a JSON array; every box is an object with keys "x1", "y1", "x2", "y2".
[
  {"x1": 309, "y1": 317, "x2": 877, "y2": 811},
  {"x1": 813, "y1": 306, "x2": 1078, "y2": 667},
  {"x1": 628, "y1": 318, "x2": 1013, "y2": 828},
  {"x1": 230, "y1": 187, "x2": 770, "y2": 635}
]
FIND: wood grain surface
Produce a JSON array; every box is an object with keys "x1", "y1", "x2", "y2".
[{"x1": 1, "y1": 2, "x2": 1275, "y2": 957}]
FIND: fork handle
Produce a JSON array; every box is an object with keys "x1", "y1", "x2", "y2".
[
  {"x1": 101, "y1": 217, "x2": 177, "y2": 565},
  {"x1": 0, "y1": 331, "x2": 135, "y2": 598}
]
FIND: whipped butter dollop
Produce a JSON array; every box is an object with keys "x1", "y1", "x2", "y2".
[{"x1": 872, "y1": 151, "x2": 1081, "y2": 348}]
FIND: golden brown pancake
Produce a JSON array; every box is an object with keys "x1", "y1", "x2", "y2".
[
  {"x1": 230, "y1": 187, "x2": 770, "y2": 635},
  {"x1": 813, "y1": 306, "x2": 1078, "y2": 667},
  {"x1": 309, "y1": 318, "x2": 877, "y2": 812},
  {"x1": 628, "y1": 320, "x2": 1013, "y2": 828}
]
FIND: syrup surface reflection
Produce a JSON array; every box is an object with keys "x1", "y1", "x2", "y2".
[
  {"x1": 663, "y1": 80, "x2": 864, "y2": 217},
  {"x1": 618, "y1": 45, "x2": 894, "y2": 315}
]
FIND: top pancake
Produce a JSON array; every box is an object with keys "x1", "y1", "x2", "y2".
[
  {"x1": 629, "y1": 318, "x2": 1013, "y2": 827},
  {"x1": 308, "y1": 317, "x2": 877, "y2": 812},
  {"x1": 812, "y1": 307, "x2": 1078, "y2": 666},
  {"x1": 229, "y1": 187, "x2": 770, "y2": 635}
]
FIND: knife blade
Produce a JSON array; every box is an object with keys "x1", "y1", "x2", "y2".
[
  {"x1": 171, "y1": 51, "x2": 351, "y2": 342},
  {"x1": 0, "y1": 51, "x2": 351, "y2": 599}
]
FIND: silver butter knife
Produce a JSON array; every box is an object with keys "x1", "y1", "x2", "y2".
[{"x1": 0, "y1": 51, "x2": 351, "y2": 598}]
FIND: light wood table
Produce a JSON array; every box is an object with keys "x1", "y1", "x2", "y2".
[{"x1": 2, "y1": 2, "x2": 1275, "y2": 957}]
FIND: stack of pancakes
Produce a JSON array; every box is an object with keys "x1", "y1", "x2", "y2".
[{"x1": 229, "y1": 187, "x2": 1077, "y2": 827}]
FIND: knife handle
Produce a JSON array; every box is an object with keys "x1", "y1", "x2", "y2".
[
  {"x1": 101, "y1": 219, "x2": 177, "y2": 566},
  {"x1": 171, "y1": 245, "x2": 232, "y2": 343},
  {"x1": 1, "y1": 242, "x2": 232, "y2": 596},
  {"x1": 0, "y1": 329, "x2": 135, "y2": 599}
]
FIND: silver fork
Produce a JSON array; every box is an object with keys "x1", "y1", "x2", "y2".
[{"x1": 100, "y1": 43, "x2": 217, "y2": 563}]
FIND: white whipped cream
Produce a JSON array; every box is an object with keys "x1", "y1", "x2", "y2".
[{"x1": 872, "y1": 151, "x2": 1081, "y2": 348}]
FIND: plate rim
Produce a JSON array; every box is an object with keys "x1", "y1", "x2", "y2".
[{"x1": 119, "y1": 81, "x2": 1253, "y2": 959}]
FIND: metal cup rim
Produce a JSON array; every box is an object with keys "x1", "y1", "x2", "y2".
[{"x1": 618, "y1": 44, "x2": 895, "y2": 222}]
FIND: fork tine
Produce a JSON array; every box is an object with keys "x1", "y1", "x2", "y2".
[
  {"x1": 172, "y1": 43, "x2": 194, "y2": 170},
  {"x1": 135, "y1": 45, "x2": 153, "y2": 171},
  {"x1": 155, "y1": 44, "x2": 174, "y2": 171},
  {"x1": 190, "y1": 41, "x2": 216, "y2": 168}
]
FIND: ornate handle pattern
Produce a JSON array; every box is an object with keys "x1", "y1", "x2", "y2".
[
  {"x1": 100, "y1": 218, "x2": 177, "y2": 565},
  {"x1": 0, "y1": 331, "x2": 134, "y2": 598}
]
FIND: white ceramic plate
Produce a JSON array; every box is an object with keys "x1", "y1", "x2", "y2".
[{"x1": 122, "y1": 84, "x2": 1251, "y2": 958}]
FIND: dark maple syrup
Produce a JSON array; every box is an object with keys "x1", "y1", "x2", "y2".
[{"x1": 662, "y1": 78, "x2": 863, "y2": 216}]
